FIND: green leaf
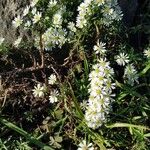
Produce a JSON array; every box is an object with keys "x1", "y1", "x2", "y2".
[
  {"x1": 106, "y1": 123, "x2": 150, "y2": 131},
  {"x1": 0, "y1": 118, "x2": 54, "y2": 150}
]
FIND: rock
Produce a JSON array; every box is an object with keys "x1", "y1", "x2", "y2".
[
  {"x1": 0, "y1": 0, "x2": 30, "y2": 44},
  {"x1": 118, "y1": 0, "x2": 138, "y2": 26}
]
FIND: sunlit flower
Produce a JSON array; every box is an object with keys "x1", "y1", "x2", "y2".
[
  {"x1": 95, "y1": 0, "x2": 105, "y2": 6},
  {"x1": 124, "y1": 64, "x2": 139, "y2": 86},
  {"x1": 30, "y1": 0, "x2": 39, "y2": 7},
  {"x1": 31, "y1": 8, "x2": 37, "y2": 15},
  {"x1": 14, "y1": 37, "x2": 22, "y2": 47},
  {"x1": 53, "y1": 13, "x2": 62, "y2": 27},
  {"x1": 49, "y1": 90, "x2": 59, "y2": 103},
  {"x1": 78, "y1": 140, "x2": 94, "y2": 150},
  {"x1": 0, "y1": 37, "x2": 5, "y2": 45},
  {"x1": 48, "y1": 74, "x2": 57, "y2": 85},
  {"x1": 32, "y1": 84, "x2": 46, "y2": 97},
  {"x1": 68, "y1": 22, "x2": 76, "y2": 32},
  {"x1": 93, "y1": 42, "x2": 106, "y2": 55},
  {"x1": 12, "y1": 15, "x2": 23, "y2": 28},
  {"x1": 33, "y1": 12, "x2": 42, "y2": 24},
  {"x1": 23, "y1": 6, "x2": 30, "y2": 17},
  {"x1": 48, "y1": 0, "x2": 57, "y2": 7},
  {"x1": 144, "y1": 47, "x2": 150, "y2": 58},
  {"x1": 115, "y1": 53, "x2": 129, "y2": 66}
]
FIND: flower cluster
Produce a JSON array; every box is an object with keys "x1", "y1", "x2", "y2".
[
  {"x1": 33, "y1": 8, "x2": 69, "y2": 50},
  {"x1": 76, "y1": 0, "x2": 92, "y2": 28},
  {"x1": 32, "y1": 73, "x2": 59, "y2": 103},
  {"x1": 76, "y1": 0, "x2": 123, "y2": 29},
  {"x1": 85, "y1": 58, "x2": 115, "y2": 129},
  {"x1": 123, "y1": 64, "x2": 139, "y2": 86},
  {"x1": 101, "y1": 0, "x2": 123, "y2": 26},
  {"x1": 39, "y1": 27, "x2": 67, "y2": 50}
]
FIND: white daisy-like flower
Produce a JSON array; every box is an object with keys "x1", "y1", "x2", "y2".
[
  {"x1": 78, "y1": 140, "x2": 94, "y2": 150},
  {"x1": 84, "y1": 0, "x2": 93, "y2": 5},
  {"x1": 68, "y1": 22, "x2": 76, "y2": 32},
  {"x1": 124, "y1": 64, "x2": 139, "y2": 86},
  {"x1": 30, "y1": 0, "x2": 39, "y2": 7},
  {"x1": 0, "y1": 37, "x2": 5, "y2": 45},
  {"x1": 12, "y1": 15, "x2": 23, "y2": 28},
  {"x1": 93, "y1": 42, "x2": 106, "y2": 55},
  {"x1": 32, "y1": 84, "x2": 45, "y2": 97},
  {"x1": 49, "y1": 90, "x2": 59, "y2": 103},
  {"x1": 31, "y1": 8, "x2": 37, "y2": 15},
  {"x1": 48, "y1": 0, "x2": 57, "y2": 7},
  {"x1": 14, "y1": 37, "x2": 22, "y2": 47},
  {"x1": 24, "y1": 21, "x2": 31, "y2": 28},
  {"x1": 53, "y1": 13, "x2": 62, "y2": 27},
  {"x1": 78, "y1": 3, "x2": 88, "y2": 12},
  {"x1": 33, "y1": 11, "x2": 42, "y2": 24},
  {"x1": 115, "y1": 52, "x2": 130, "y2": 66},
  {"x1": 95, "y1": 0, "x2": 105, "y2": 6},
  {"x1": 23, "y1": 6, "x2": 30, "y2": 17},
  {"x1": 144, "y1": 48, "x2": 150, "y2": 58},
  {"x1": 48, "y1": 74, "x2": 57, "y2": 85}
]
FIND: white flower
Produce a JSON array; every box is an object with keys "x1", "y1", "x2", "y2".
[
  {"x1": 32, "y1": 84, "x2": 46, "y2": 97},
  {"x1": 48, "y1": 74, "x2": 57, "y2": 85},
  {"x1": 42, "y1": 27, "x2": 67, "y2": 49},
  {"x1": 85, "y1": 58, "x2": 115, "y2": 129},
  {"x1": 84, "y1": 0, "x2": 93, "y2": 5},
  {"x1": 124, "y1": 64, "x2": 139, "y2": 86},
  {"x1": 115, "y1": 53, "x2": 129, "y2": 66},
  {"x1": 23, "y1": 6, "x2": 30, "y2": 17},
  {"x1": 0, "y1": 37, "x2": 5, "y2": 45},
  {"x1": 24, "y1": 21, "x2": 31, "y2": 28},
  {"x1": 78, "y1": 3, "x2": 88, "y2": 12},
  {"x1": 94, "y1": 0, "x2": 105, "y2": 6},
  {"x1": 12, "y1": 15, "x2": 23, "y2": 28},
  {"x1": 48, "y1": 0, "x2": 57, "y2": 7},
  {"x1": 31, "y1": 8, "x2": 37, "y2": 15},
  {"x1": 93, "y1": 42, "x2": 106, "y2": 55},
  {"x1": 30, "y1": 0, "x2": 39, "y2": 7},
  {"x1": 78, "y1": 140, "x2": 94, "y2": 150},
  {"x1": 33, "y1": 12, "x2": 42, "y2": 24},
  {"x1": 76, "y1": 16, "x2": 87, "y2": 28},
  {"x1": 14, "y1": 37, "x2": 22, "y2": 47},
  {"x1": 144, "y1": 48, "x2": 150, "y2": 58},
  {"x1": 53, "y1": 13, "x2": 62, "y2": 27},
  {"x1": 76, "y1": 0, "x2": 92, "y2": 29},
  {"x1": 68, "y1": 22, "x2": 76, "y2": 32},
  {"x1": 49, "y1": 90, "x2": 59, "y2": 103}
]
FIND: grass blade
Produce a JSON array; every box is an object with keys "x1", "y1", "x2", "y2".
[{"x1": 0, "y1": 117, "x2": 54, "y2": 150}]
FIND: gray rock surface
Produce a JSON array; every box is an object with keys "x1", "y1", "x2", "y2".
[{"x1": 0, "y1": 0, "x2": 30, "y2": 44}]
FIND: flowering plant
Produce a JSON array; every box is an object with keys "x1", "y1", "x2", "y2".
[{"x1": 0, "y1": 0, "x2": 150, "y2": 149}]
